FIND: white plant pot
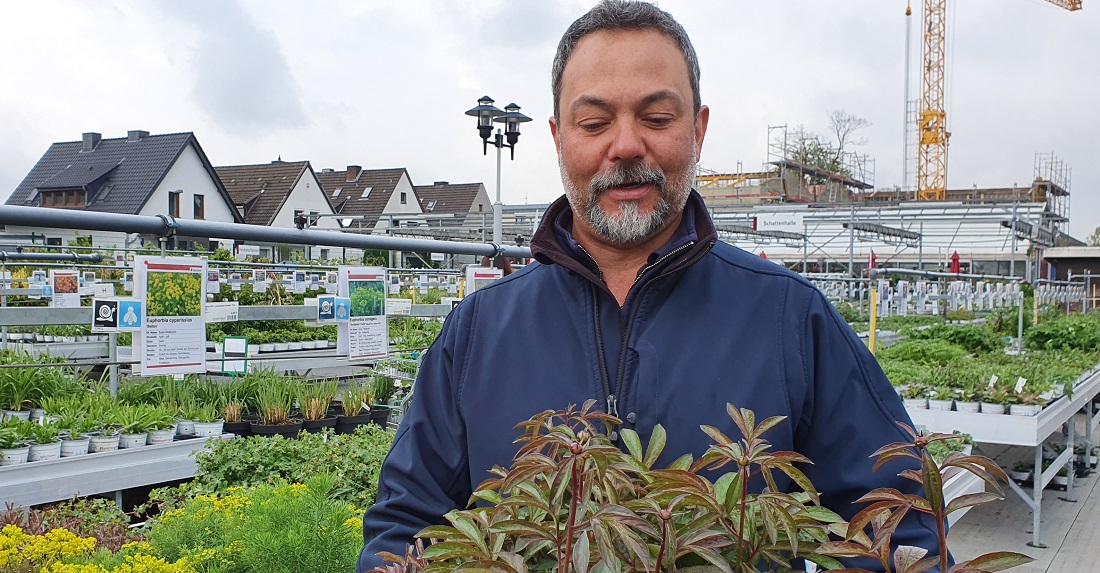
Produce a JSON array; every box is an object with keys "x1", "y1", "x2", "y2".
[
  {"x1": 1, "y1": 446, "x2": 30, "y2": 465},
  {"x1": 274, "y1": 342, "x2": 290, "y2": 352},
  {"x1": 2, "y1": 410, "x2": 31, "y2": 422},
  {"x1": 314, "y1": 340, "x2": 328, "y2": 349},
  {"x1": 28, "y1": 441, "x2": 62, "y2": 462},
  {"x1": 43, "y1": 335, "x2": 54, "y2": 342},
  {"x1": 1010, "y1": 404, "x2": 1041, "y2": 416},
  {"x1": 194, "y1": 421, "x2": 224, "y2": 437},
  {"x1": 928, "y1": 399, "x2": 953, "y2": 411},
  {"x1": 1053, "y1": 475, "x2": 1069, "y2": 487},
  {"x1": 119, "y1": 433, "x2": 149, "y2": 449},
  {"x1": 288, "y1": 342, "x2": 303, "y2": 351},
  {"x1": 29, "y1": 408, "x2": 46, "y2": 422},
  {"x1": 89, "y1": 434, "x2": 121, "y2": 453},
  {"x1": 954, "y1": 401, "x2": 980, "y2": 413},
  {"x1": 60, "y1": 437, "x2": 91, "y2": 457},
  {"x1": 980, "y1": 402, "x2": 1006, "y2": 415},
  {"x1": 259, "y1": 343, "x2": 275, "y2": 352},
  {"x1": 902, "y1": 398, "x2": 928, "y2": 410},
  {"x1": 301, "y1": 340, "x2": 317, "y2": 350},
  {"x1": 148, "y1": 428, "x2": 175, "y2": 445},
  {"x1": 1009, "y1": 470, "x2": 1031, "y2": 482},
  {"x1": 176, "y1": 419, "x2": 196, "y2": 436}
]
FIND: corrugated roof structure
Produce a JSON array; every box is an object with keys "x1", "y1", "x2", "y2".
[
  {"x1": 315, "y1": 166, "x2": 414, "y2": 230},
  {"x1": 215, "y1": 160, "x2": 332, "y2": 226},
  {"x1": 6, "y1": 131, "x2": 240, "y2": 221}
]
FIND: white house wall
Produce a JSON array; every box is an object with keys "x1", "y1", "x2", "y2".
[
  {"x1": 270, "y1": 170, "x2": 341, "y2": 230},
  {"x1": 374, "y1": 174, "x2": 423, "y2": 233},
  {"x1": 142, "y1": 143, "x2": 237, "y2": 223}
]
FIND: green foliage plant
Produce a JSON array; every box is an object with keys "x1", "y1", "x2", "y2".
[
  {"x1": 144, "y1": 474, "x2": 362, "y2": 573},
  {"x1": 0, "y1": 364, "x2": 41, "y2": 411},
  {"x1": 152, "y1": 423, "x2": 395, "y2": 509},
  {"x1": 0, "y1": 418, "x2": 33, "y2": 448},
  {"x1": 298, "y1": 379, "x2": 339, "y2": 421},
  {"x1": 370, "y1": 374, "x2": 398, "y2": 406},
  {"x1": 342, "y1": 381, "x2": 372, "y2": 416},
  {"x1": 368, "y1": 402, "x2": 1031, "y2": 573},
  {"x1": 30, "y1": 421, "x2": 62, "y2": 445},
  {"x1": 255, "y1": 376, "x2": 294, "y2": 426}
]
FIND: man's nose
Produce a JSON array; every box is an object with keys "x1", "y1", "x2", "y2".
[{"x1": 607, "y1": 121, "x2": 646, "y2": 161}]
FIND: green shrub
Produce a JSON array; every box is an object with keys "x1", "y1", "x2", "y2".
[
  {"x1": 178, "y1": 424, "x2": 394, "y2": 508},
  {"x1": 909, "y1": 324, "x2": 1004, "y2": 354},
  {"x1": 876, "y1": 339, "x2": 970, "y2": 364},
  {"x1": 1025, "y1": 312, "x2": 1100, "y2": 351}
]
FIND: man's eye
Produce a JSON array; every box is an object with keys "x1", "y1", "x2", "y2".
[
  {"x1": 579, "y1": 122, "x2": 607, "y2": 132},
  {"x1": 644, "y1": 116, "x2": 673, "y2": 126}
]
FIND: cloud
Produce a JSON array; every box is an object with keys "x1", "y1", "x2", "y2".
[{"x1": 152, "y1": 0, "x2": 307, "y2": 133}]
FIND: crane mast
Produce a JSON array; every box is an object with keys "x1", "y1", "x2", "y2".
[{"x1": 913, "y1": 0, "x2": 1080, "y2": 202}]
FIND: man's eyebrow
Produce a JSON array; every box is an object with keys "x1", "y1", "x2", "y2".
[{"x1": 569, "y1": 90, "x2": 683, "y2": 114}]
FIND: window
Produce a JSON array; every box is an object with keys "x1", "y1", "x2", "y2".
[
  {"x1": 24, "y1": 190, "x2": 38, "y2": 205},
  {"x1": 40, "y1": 190, "x2": 84, "y2": 208},
  {"x1": 168, "y1": 191, "x2": 181, "y2": 218},
  {"x1": 193, "y1": 194, "x2": 205, "y2": 219},
  {"x1": 360, "y1": 187, "x2": 372, "y2": 199},
  {"x1": 400, "y1": 192, "x2": 407, "y2": 205},
  {"x1": 46, "y1": 237, "x2": 62, "y2": 246},
  {"x1": 426, "y1": 200, "x2": 437, "y2": 212},
  {"x1": 333, "y1": 187, "x2": 342, "y2": 198}
]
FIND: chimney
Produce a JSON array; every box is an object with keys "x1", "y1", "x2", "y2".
[
  {"x1": 433, "y1": 181, "x2": 449, "y2": 186},
  {"x1": 127, "y1": 130, "x2": 149, "y2": 141},
  {"x1": 81, "y1": 132, "x2": 102, "y2": 152},
  {"x1": 346, "y1": 165, "x2": 362, "y2": 182}
]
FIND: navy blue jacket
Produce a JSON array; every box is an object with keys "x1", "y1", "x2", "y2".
[{"x1": 358, "y1": 192, "x2": 942, "y2": 572}]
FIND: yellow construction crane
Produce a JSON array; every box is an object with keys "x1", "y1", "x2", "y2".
[{"x1": 914, "y1": 0, "x2": 1081, "y2": 201}]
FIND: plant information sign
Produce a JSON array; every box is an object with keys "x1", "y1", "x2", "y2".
[
  {"x1": 465, "y1": 266, "x2": 503, "y2": 294},
  {"x1": 338, "y1": 267, "x2": 388, "y2": 361},
  {"x1": 134, "y1": 256, "x2": 208, "y2": 375},
  {"x1": 49, "y1": 270, "x2": 81, "y2": 308},
  {"x1": 91, "y1": 298, "x2": 143, "y2": 333}
]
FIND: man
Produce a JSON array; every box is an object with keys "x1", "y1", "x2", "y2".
[{"x1": 358, "y1": 2, "x2": 942, "y2": 571}]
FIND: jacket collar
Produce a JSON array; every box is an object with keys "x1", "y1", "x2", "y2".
[{"x1": 531, "y1": 190, "x2": 717, "y2": 286}]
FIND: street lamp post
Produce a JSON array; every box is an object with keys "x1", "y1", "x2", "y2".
[{"x1": 465, "y1": 96, "x2": 531, "y2": 246}]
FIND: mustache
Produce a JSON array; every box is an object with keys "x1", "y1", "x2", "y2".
[{"x1": 588, "y1": 161, "x2": 667, "y2": 198}]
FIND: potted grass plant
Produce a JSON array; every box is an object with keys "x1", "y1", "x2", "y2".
[
  {"x1": 221, "y1": 379, "x2": 252, "y2": 437},
  {"x1": 27, "y1": 421, "x2": 63, "y2": 462},
  {"x1": 0, "y1": 418, "x2": 33, "y2": 465},
  {"x1": 114, "y1": 405, "x2": 153, "y2": 449},
  {"x1": 192, "y1": 402, "x2": 224, "y2": 437},
  {"x1": 1, "y1": 365, "x2": 39, "y2": 421},
  {"x1": 298, "y1": 379, "x2": 339, "y2": 433},
  {"x1": 335, "y1": 380, "x2": 372, "y2": 435},
  {"x1": 58, "y1": 415, "x2": 96, "y2": 457},
  {"x1": 251, "y1": 376, "x2": 301, "y2": 438},
  {"x1": 368, "y1": 374, "x2": 397, "y2": 427}
]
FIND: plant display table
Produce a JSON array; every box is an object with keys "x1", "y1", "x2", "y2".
[
  {"x1": 907, "y1": 363, "x2": 1100, "y2": 547},
  {"x1": 0, "y1": 434, "x2": 234, "y2": 509}
]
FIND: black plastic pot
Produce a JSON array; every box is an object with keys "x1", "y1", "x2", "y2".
[
  {"x1": 334, "y1": 413, "x2": 371, "y2": 435},
  {"x1": 301, "y1": 417, "x2": 338, "y2": 433},
  {"x1": 250, "y1": 421, "x2": 303, "y2": 439},
  {"x1": 222, "y1": 421, "x2": 252, "y2": 437},
  {"x1": 369, "y1": 406, "x2": 391, "y2": 427}
]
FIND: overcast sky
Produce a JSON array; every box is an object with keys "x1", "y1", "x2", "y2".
[{"x1": 1, "y1": 0, "x2": 1097, "y2": 239}]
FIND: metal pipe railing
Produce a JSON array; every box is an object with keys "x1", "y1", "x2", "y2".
[
  {"x1": 0, "y1": 206, "x2": 532, "y2": 259},
  {"x1": 0, "y1": 251, "x2": 103, "y2": 263},
  {"x1": 872, "y1": 267, "x2": 1023, "y2": 282}
]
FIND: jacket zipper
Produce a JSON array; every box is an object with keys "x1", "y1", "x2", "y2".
[{"x1": 607, "y1": 241, "x2": 698, "y2": 437}]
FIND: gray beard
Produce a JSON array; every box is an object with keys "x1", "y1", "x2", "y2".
[{"x1": 560, "y1": 154, "x2": 696, "y2": 245}]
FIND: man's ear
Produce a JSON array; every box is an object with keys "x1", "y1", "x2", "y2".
[
  {"x1": 549, "y1": 115, "x2": 561, "y2": 151},
  {"x1": 694, "y1": 105, "x2": 710, "y2": 160}
]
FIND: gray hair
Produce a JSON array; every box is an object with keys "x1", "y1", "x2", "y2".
[{"x1": 551, "y1": 0, "x2": 701, "y2": 119}]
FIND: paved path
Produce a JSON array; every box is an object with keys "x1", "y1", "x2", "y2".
[{"x1": 948, "y1": 440, "x2": 1100, "y2": 573}]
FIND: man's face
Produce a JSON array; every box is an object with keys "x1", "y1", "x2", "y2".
[{"x1": 551, "y1": 29, "x2": 708, "y2": 246}]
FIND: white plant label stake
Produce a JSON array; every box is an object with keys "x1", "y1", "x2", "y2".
[
  {"x1": 987, "y1": 374, "x2": 999, "y2": 389},
  {"x1": 1014, "y1": 377, "x2": 1028, "y2": 394}
]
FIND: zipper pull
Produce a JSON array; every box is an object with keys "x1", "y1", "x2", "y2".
[
  {"x1": 606, "y1": 394, "x2": 619, "y2": 418},
  {"x1": 606, "y1": 395, "x2": 619, "y2": 442}
]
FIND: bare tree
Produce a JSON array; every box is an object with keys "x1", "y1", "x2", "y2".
[{"x1": 828, "y1": 109, "x2": 871, "y2": 164}]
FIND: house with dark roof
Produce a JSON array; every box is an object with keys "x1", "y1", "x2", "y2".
[
  {"x1": 4, "y1": 131, "x2": 240, "y2": 249},
  {"x1": 315, "y1": 165, "x2": 424, "y2": 233},
  {"x1": 414, "y1": 181, "x2": 493, "y2": 230},
  {"x1": 215, "y1": 159, "x2": 354, "y2": 261}
]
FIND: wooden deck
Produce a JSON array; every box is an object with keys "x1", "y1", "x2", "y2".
[{"x1": 948, "y1": 440, "x2": 1100, "y2": 573}]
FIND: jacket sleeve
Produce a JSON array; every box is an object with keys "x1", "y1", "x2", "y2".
[
  {"x1": 356, "y1": 304, "x2": 473, "y2": 573},
  {"x1": 791, "y1": 290, "x2": 949, "y2": 571}
]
